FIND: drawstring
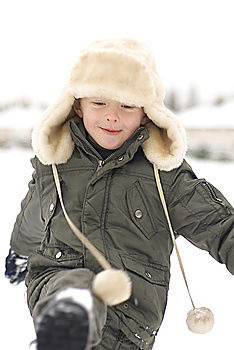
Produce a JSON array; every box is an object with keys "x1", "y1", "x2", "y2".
[
  {"x1": 51, "y1": 163, "x2": 112, "y2": 270},
  {"x1": 153, "y1": 164, "x2": 196, "y2": 310}
]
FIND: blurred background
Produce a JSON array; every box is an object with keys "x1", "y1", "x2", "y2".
[{"x1": 1, "y1": 0, "x2": 234, "y2": 349}]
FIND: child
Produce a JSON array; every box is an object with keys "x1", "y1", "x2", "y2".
[{"x1": 5, "y1": 38, "x2": 234, "y2": 350}]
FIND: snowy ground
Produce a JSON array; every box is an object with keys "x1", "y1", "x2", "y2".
[{"x1": 1, "y1": 148, "x2": 234, "y2": 350}]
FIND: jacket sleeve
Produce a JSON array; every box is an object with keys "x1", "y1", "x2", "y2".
[
  {"x1": 10, "y1": 157, "x2": 45, "y2": 256},
  {"x1": 165, "y1": 160, "x2": 234, "y2": 275}
]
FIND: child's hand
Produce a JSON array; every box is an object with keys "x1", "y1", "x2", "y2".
[{"x1": 5, "y1": 248, "x2": 28, "y2": 284}]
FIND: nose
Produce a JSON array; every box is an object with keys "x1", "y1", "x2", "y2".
[{"x1": 105, "y1": 108, "x2": 119, "y2": 122}]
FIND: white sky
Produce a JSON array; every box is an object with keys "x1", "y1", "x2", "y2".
[{"x1": 1, "y1": 0, "x2": 234, "y2": 104}]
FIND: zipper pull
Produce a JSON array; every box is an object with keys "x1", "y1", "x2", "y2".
[{"x1": 97, "y1": 160, "x2": 104, "y2": 171}]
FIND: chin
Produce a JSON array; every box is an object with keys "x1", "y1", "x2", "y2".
[
  {"x1": 104, "y1": 143, "x2": 122, "y2": 150},
  {"x1": 99, "y1": 140, "x2": 123, "y2": 150}
]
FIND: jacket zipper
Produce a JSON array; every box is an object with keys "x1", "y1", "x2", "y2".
[
  {"x1": 202, "y1": 181, "x2": 230, "y2": 214},
  {"x1": 97, "y1": 160, "x2": 104, "y2": 171},
  {"x1": 96, "y1": 151, "x2": 117, "y2": 171}
]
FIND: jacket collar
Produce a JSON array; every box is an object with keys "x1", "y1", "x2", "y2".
[{"x1": 69, "y1": 119, "x2": 149, "y2": 164}]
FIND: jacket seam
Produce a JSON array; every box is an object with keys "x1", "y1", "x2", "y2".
[
  {"x1": 164, "y1": 182, "x2": 229, "y2": 240},
  {"x1": 163, "y1": 182, "x2": 205, "y2": 225},
  {"x1": 17, "y1": 186, "x2": 36, "y2": 234},
  {"x1": 100, "y1": 173, "x2": 113, "y2": 261}
]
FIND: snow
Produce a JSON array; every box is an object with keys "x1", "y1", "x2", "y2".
[
  {"x1": 0, "y1": 149, "x2": 36, "y2": 349},
  {"x1": 1, "y1": 148, "x2": 234, "y2": 349},
  {"x1": 0, "y1": 106, "x2": 41, "y2": 129},
  {"x1": 177, "y1": 101, "x2": 234, "y2": 129}
]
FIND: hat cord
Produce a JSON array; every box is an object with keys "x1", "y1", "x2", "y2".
[
  {"x1": 51, "y1": 163, "x2": 112, "y2": 271},
  {"x1": 153, "y1": 164, "x2": 195, "y2": 310}
]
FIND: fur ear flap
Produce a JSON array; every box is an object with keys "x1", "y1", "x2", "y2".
[
  {"x1": 32, "y1": 87, "x2": 75, "y2": 165},
  {"x1": 143, "y1": 103, "x2": 187, "y2": 171}
]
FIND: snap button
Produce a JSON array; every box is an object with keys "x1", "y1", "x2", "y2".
[
  {"x1": 138, "y1": 134, "x2": 144, "y2": 140},
  {"x1": 145, "y1": 271, "x2": 152, "y2": 278},
  {"x1": 134, "y1": 333, "x2": 141, "y2": 339},
  {"x1": 134, "y1": 209, "x2": 143, "y2": 219},
  {"x1": 118, "y1": 155, "x2": 124, "y2": 161},
  {"x1": 55, "y1": 251, "x2": 62, "y2": 259},
  {"x1": 49, "y1": 203, "x2": 55, "y2": 212}
]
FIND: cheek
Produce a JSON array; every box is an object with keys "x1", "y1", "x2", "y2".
[
  {"x1": 126, "y1": 115, "x2": 143, "y2": 130},
  {"x1": 83, "y1": 114, "x2": 96, "y2": 129}
]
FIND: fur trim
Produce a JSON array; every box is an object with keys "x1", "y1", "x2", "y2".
[
  {"x1": 31, "y1": 87, "x2": 75, "y2": 165},
  {"x1": 143, "y1": 105, "x2": 187, "y2": 171},
  {"x1": 31, "y1": 38, "x2": 187, "y2": 170}
]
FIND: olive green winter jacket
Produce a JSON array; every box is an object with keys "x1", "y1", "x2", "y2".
[{"x1": 10, "y1": 118, "x2": 234, "y2": 348}]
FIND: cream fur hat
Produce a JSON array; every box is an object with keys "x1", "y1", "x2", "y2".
[{"x1": 32, "y1": 38, "x2": 187, "y2": 171}]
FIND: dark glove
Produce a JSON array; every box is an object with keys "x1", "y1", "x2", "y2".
[{"x1": 5, "y1": 248, "x2": 28, "y2": 285}]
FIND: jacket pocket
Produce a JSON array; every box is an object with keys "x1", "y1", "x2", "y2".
[
  {"x1": 126, "y1": 181, "x2": 156, "y2": 239},
  {"x1": 121, "y1": 255, "x2": 169, "y2": 285},
  {"x1": 116, "y1": 255, "x2": 170, "y2": 331}
]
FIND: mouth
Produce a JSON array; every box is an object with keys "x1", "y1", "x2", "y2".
[{"x1": 100, "y1": 127, "x2": 122, "y2": 135}]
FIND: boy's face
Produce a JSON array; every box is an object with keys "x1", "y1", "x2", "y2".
[{"x1": 74, "y1": 97, "x2": 148, "y2": 150}]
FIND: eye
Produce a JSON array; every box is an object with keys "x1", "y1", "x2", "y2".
[
  {"x1": 92, "y1": 101, "x2": 106, "y2": 106},
  {"x1": 121, "y1": 104, "x2": 135, "y2": 109}
]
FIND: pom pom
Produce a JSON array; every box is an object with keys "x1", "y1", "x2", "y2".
[
  {"x1": 186, "y1": 307, "x2": 214, "y2": 334},
  {"x1": 92, "y1": 269, "x2": 132, "y2": 306}
]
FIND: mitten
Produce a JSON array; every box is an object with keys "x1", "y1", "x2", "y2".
[{"x1": 5, "y1": 248, "x2": 28, "y2": 284}]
